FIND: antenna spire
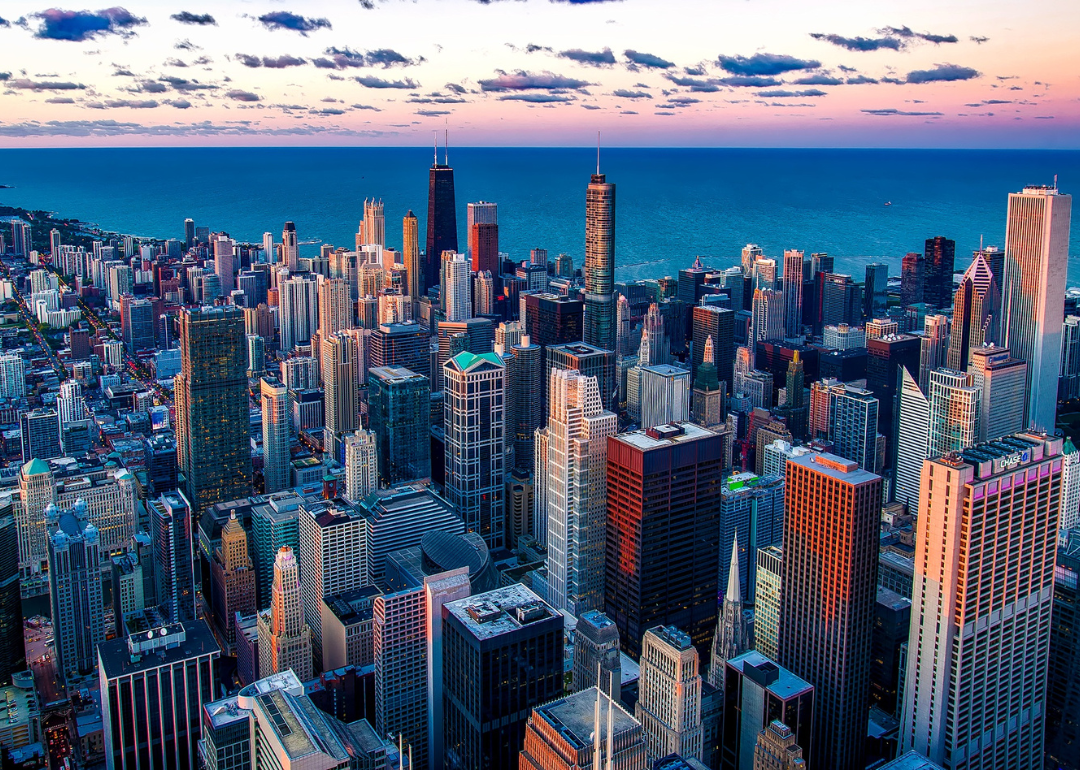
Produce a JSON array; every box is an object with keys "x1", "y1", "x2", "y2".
[
  {"x1": 596, "y1": 131, "x2": 601, "y2": 175},
  {"x1": 1054, "y1": 173, "x2": 1059, "y2": 190},
  {"x1": 433, "y1": 131, "x2": 438, "y2": 166},
  {"x1": 444, "y1": 121, "x2": 449, "y2": 166}
]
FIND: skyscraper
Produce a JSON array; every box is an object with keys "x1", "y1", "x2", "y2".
[
  {"x1": 922, "y1": 236, "x2": 956, "y2": 310},
  {"x1": 506, "y1": 336, "x2": 543, "y2": 472},
  {"x1": 363, "y1": 197, "x2": 386, "y2": 247},
  {"x1": 344, "y1": 429, "x2": 378, "y2": 502},
  {"x1": 709, "y1": 536, "x2": 750, "y2": 689},
  {"x1": 573, "y1": 609, "x2": 622, "y2": 700},
  {"x1": 782, "y1": 249, "x2": 804, "y2": 338},
  {"x1": 468, "y1": 202, "x2": 499, "y2": 275},
  {"x1": 585, "y1": 171, "x2": 617, "y2": 352},
  {"x1": 150, "y1": 492, "x2": 197, "y2": 624},
  {"x1": 718, "y1": 474, "x2": 784, "y2": 601},
  {"x1": 210, "y1": 512, "x2": 257, "y2": 650},
  {"x1": 693, "y1": 304, "x2": 735, "y2": 392},
  {"x1": 546, "y1": 341, "x2": 618, "y2": 416},
  {"x1": 176, "y1": 306, "x2": 252, "y2": 513},
  {"x1": 403, "y1": 210, "x2": 423, "y2": 303},
  {"x1": 257, "y1": 545, "x2": 313, "y2": 681},
  {"x1": 900, "y1": 433, "x2": 1062, "y2": 769},
  {"x1": 0, "y1": 515, "x2": 24, "y2": 684},
  {"x1": 900, "y1": 252, "x2": 924, "y2": 306},
  {"x1": 19, "y1": 409, "x2": 61, "y2": 464},
  {"x1": 893, "y1": 368, "x2": 929, "y2": 511},
  {"x1": 753, "y1": 545, "x2": 783, "y2": 660},
  {"x1": 1000, "y1": 185, "x2": 1072, "y2": 430},
  {"x1": 827, "y1": 384, "x2": 880, "y2": 472},
  {"x1": 373, "y1": 585, "x2": 429, "y2": 768},
  {"x1": 543, "y1": 369, "x2": 617, "y2": 615},
  {"x1": 282, "y1": 221, "x2": 299, "y2": 271},
  {"x1": 927, "y1": 368, "x2": 980, "y2": 459},
  {"x1": 444, "y1": 351, "x2": 505, "y2": 548},
  {"x1": 521, "y1": 687, "x2": 647, "y2": 770},
  {"x1": 322, "y1": 332, "x2": 360, "y2": 463},
  {"x1": 426, "y1": 150, "x2": 458, "y2": 292},
  {"x1": 918, "y1": 314, "x2": 950, "y2": 392},
  {"x1": 443, "y1": 252, "x2": 472, "y2": 322},
  {"x1": 278, "y1": 273, "x2": 319, "y2": 353},
  {"x1": 1046, "y1": 527, "x2": 1080, "y2": 770},
  {"x1": 692, "y1": 336, "x2": 726, "y2": 428},
  {"x1": 640, "y1": 365, "x2": 691, "y2": 430},
  {"x1": 260, "y1": 377, "x2": 290, "y2": 494},
  {"x1": 636, "y1": 626, "x2": 704, "y2": 765},
  {"x1": 752, "y1": 289, "x2": 784, "y2": 349},
  {"x1": 863, "y1": 262, "x2": 889, "y2": 320},
  {"x1": 367, "y1": 366, "x2": 431, "y2": 485},
  {"x1": 866, "y1": 333, "x2": 920, "y2": 446},
  {"x1": 46, "y1": 500, "x2": 105, "y2": 684},
  {"x1": 318, "y1": 276, "x2": 352, "y2": 336},
  {"x1": 945, "y1": 253, "x2": 999, "y2": 371},
  {"x1": 780, "y1": 453, "x2": 882, "y2": 770},
  {"x1": 606, "y1": 423, "x2": 723, "y2": 658}
]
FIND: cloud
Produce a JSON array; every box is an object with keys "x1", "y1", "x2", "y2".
[
  {"x1": 445, "y1": 83, "x2": 467, "y2": 94},
  {"x1": 0, "y1": 119, "x2": 393, "y2": 138},
  {"x1": 612, "y1": 89, "x2": 651, "y2": 99},
  {"x1": 970, "y1": 36, "x2": 989, "y2": 44},
  {"x1": 174, "y1": 39, "x2": 198, "y2": 51},
  {"x1": 877, "y1": 26, "x2": 959, "y2": 45},
  {"x1": 497, "y1": 93, "x2": 575, "y2": 102},
  {"x1": 684, "y1": 65, "x2": 707, "y2": 76},
  {"x1": 416, "y1": 109, "x2": 452, "y2": 116},
  {"x1": 664, "y1": 74, "x2": 721, "y2": 92},
  {"x1": 906, "y1": 63, "x2": 979, "y2": 83},
  {"x1": 351, "y1": 103, "x2": 381, "y2": 111},
  {"x1": 845, "y1": 75, "x2": 878, "y2": 85},
  {"x1": 623, "y1": 50, "x2": 674, "y2": 69},
  {"x1": 159, "y1": 75, "x2": 217, "y2": 91},
  {"x1": 7, "y1": 78, "x2": 86, "y2": 91},
  {"x1": 478, "y1": 71, "x2": 590, "y2": 91},
  {"x1": 257, "y1": 12, "x2": 331, "y2": 34},
  {"x1": 408, "y1": 94, "x2": 467, "y2": 104},
  {"x1": 0, "y1": 73, "x2": 12, "y2": 81},
  {"x1": 793, "y1": 74, "x2": 843, "y2": 86},
  {"x1": 30, "y1": 7, "x2": 147, "y2": 41},
  {"x1": 164, "y1": 58, "x2": 187, "y2": 67},
  {"x1": 717, "y1": 53, "x2": 820, "y2": 76},
  {"x1": 756, "y1": 88, "x2": 827, "y2": 98},
  {"x1": 862, "y1": 108, "x2": 943, "y2": 116},
  {"x1": 130, "y1": 80, "x2": 168, "y2": 93},
  {"x1": 236, "y1": 54, "x2": 307, "y2": 69},
  {"x1": 548, "y1": 0, "x2": 623, "y2": 3},
  {"x1": 168, "y1": 98, "x2": 192, "y2": 108},
  {"x1": 171, "y1": 11, "x2": 215, "y2": 25},
  {"x1": 810, "y1": 33, "x2": 901, "y2": 52},
  {"x1": 311, "y1": 107, "x2": 346, "y2": 115},
  {"x1": 0, "y1": 16, "x2": 9, "y2": 27},
  {"x1": 44, "y1": 96, "x2": 75, "y2": 103},
  {"x1": 716, "y1": 75, "x2": 783, "y2": 87},
  {"x1": 558, "y1": 48, "x2": 616, "y2": 67},
  {"x1": 355, "y1": 76, "x2": 418, "y2": 88},
  {"x1": 226, "y1": 89, "x2": 260, "y2": 101},
  {"x1": 103, "y1": 98, "x2": 159, "y2": 108},
  {"x1": 313, "y1": 47, "x2": 419, "y2": 69}
]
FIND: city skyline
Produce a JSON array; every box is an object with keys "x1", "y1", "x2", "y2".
[{"x1": 0, "y1": 0, "x2": 1077, "y2": 148}]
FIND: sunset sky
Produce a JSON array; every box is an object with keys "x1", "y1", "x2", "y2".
[{"x1": 1, "y1": 0, "x2": 1078, "y2": 147}]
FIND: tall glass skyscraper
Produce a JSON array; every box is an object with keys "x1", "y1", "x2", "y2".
[
  {"x1": 426, "y1": 154, "x2": 458, "y2": 293},
  {"x1": 584, "y1": 172, "x2": 616, "y2": 352}
]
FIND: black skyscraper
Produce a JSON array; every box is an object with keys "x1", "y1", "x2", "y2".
[
  {"x1": 923, "y1": 236, "x2": 956, "y2": 310},
  {"x1": 426, "y1": 155, "x2": 458, "y2": 294}
]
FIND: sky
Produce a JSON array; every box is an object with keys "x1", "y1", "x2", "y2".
[{"x1": 0, "y1": 0, "x2": 1078, "y2": 148}]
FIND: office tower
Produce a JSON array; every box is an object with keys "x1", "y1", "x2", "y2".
[
  {"x1": 362, "y1": 197, "x2": 386, "y2": 247},
  {"x1": 367, "y1": 366, "x2": 431, "y2": 485},
  {"x1": 636, "y1": 626, "x2": 704, "y2": 765},
  {"x1": 693, "y1": 304, "x2": 735, "y2": 390},
  {"x1": 247, "y1": 334, "x2": 266, "y2": 377},
  {"x1": 524, "y1": 292, "x2": 584, "y2": 349},
  {"x1": 250, "y1": 501, "x2": 299, "y2": 611},
  {"x1": 298, "y1": 498, "x2": 368, "y2": 663},
  {"x1": 741, "y1": 244, "x2": 763, "y2": 276},
  {"x1": 922, "y1": 236, "x2": 956, "y2": 310},
  {"x1": 56, "y1": 379, "x2": 85, "y2": 427},
  {"x1": 754, "y1": 545, "x2": 783, "y2": 660},
  {"x1": 828, "y1": 384, "x2": 880, "y2": 471},
  {"x1": 1001, "y1": 185, "x2": 1072, "y2": 429},
  {"x1": 606, "y1": 423, "x2": 723, "y2": 657},
  {"x1": 318, "y1": 276, "x2": 352, "y2": 335},
  {"x1": 402, "y1": 210, "x2": 423, "y2": 303},
  {"x1": 823, "y1": 323, "x2": 865, "y2": 350},
  {"x1": 320, "y1": 586, "x2": 381, "y2": 670},
  {"x1": 497, "y1": 320, "x2": 524, "y2": 350},
  {"x1": 343, "y1": 429, "x2": 378, "y2": 502},
  {"x1": 864, "y1": 262, "x2": 889, "y2": 320},
  {"x1": 870, "y1": 586, "x2": 911, "y2": 716},
  {"x1": 261, "y1": 230, "x2": 274, "y2": 263},
  {"x1": 585, "y1": 171, "x2": 617, "y2": 353},
  {"x1": 752, "y1": 721, "x2": 808, "y2": 770},
  {"x1": 322, "y1": 332, "x2": 360, "y2": 463},
  {"x1": 279, "y1": 273, "x2": 319, "y2": 352},
  {"x1": 867, "y1": 333, "x2": 920, "y2": 443},
  {"x1": 442, "y1": 585, "x2": 563, "y2": 769},
  {"x1": 1062, "y1": 315, "x2": 1080, "y2": 399},
  {"x1": 782, "y1": 250, "x2": 804, "y2": 337},
  {"x1": 120, "y1": 294, "x2": 155, "y2": 353},
  {"x1": 361, "y1": 484, "x2": 461, "y2": 586},
  {"x1": 721, "y1": 652, "x2": 814, "y2": 770},
  {"x1": 693, "y1": 336, "x2": 726, "y2": 428},
  {"x1": 521, "y1": 687, "x2": 647, "y2": 770},
  {"x1": 547, "y1": 341, "x2": 617, "y2": 414},
  {"x1": 0, "y1": 354, "x2": 25, "y2": 399},
  {"x1": 19, "y1": 409, "x2": 61, "y2": 464},
  {"x1": 918, "y1": 314, "x2": 950, "y2": 392},
  {"x1": 443, "y1": 252, "x2": 472, "y2": 322},
  {"x1": 100, "y1": 621, "x2": 218, "y2": 769},
  {"x1": 543, "y1": 370, "x2": 617, "y2": 615},
  {"x1": 738, "y1": 370, "x2": 773, "y2": 411},
  {"x1": 258, "y1": 377, "x2": 290, "y2": 494},
  {"x1": 212, "y1": 234, "x2": 236, "y2": 293},
  {"x1": 775, "y1": 353, "x2": 808, "y2": 440},
  {"x1": 184, "y1": 217, "x2": 195, "y2": 249},
  {"x1": 927, "y1": 368, "x2": 980, "y2": 459},
  {"x1": 210, "y1": 512, "x2": 257, "y2": 649},
  {"x1": 1046, "y1": 528, "x2": 1080, "y2": 770},
  {"x1": 507, "y1": 336, "x2": 543, "y2": 472},
  {"x1": 945, "y1": 253, "x2": 999, "y2": 370},
  {"x1": 436, "y1": 317, "x2": 495, "y2": 386},
  {"x1": 709, "y1": 537, "x2": 750, "y2": 689},
  {"x1": 473, "y1": 271, "x2": 495, "y2": 316},
  {"x1": 444, "y1": 351, "x2": 505, "y2": 549},
  {"x1": 718, "y1": 473, "x2": 784, "y2": 600},
  {"x1": 46, "y1": 500, "x2": 105, "y2": 684},
  {"x1": 753, "y1": 258, "x2": 778, "y2": 292},
  {"x1": 426, "y1": 151, "x2": 458, "y2": 292},
  {"x1": 900, "y1": 434, "x2": 1062, "y2": 769},
  {"x1": 573, "y1": 609, "x2": 622, "y2": 699},
  {"x1": 866, "y1": 318, "x2": 899, "y2": 340},
  {"x1": 893, "y1": 368, "x2": 930, "y2": 510},
  {"x1": 468, "y1": 203, "x2": 499, "y2": 274},
  {"x1": 901, "y1": 252, "x2": 924, "y2": 306},
  {"x1": 508, "y1": 468, "x2": 534, "y2": 548},
  {"x1": 17, "y1": 460, "x2": 51, "y2": 582},
  {"x1": 370, "y1": 321, "x2": 430, "y2": 380},
  {"x1": 780, "y1": 453, "x2": 882, "y2": 770},
  {"x1": 282, "y1": 221, "x2": 298, "y2": 271},
  {"x1": 150, "y1": 492, "x2": 197, "y2": 624},
  {"x1": 176, "y1": 306, "x2": 252, "y2": 513},
  {"x1": 556, "y1": 252, "x2": 574, "y2": 277},
  {"x1": 529, "y1": 247, "x2": 548, "y2": 267},
  {"x1": 752, "y1": 289, "x2": 784, "y2": 349},
  {"x1": 679, "y1": 256, "x2": 709, "y2": 306},
  {"x1": 373, "y1": 585, "x2": 429, "y2": 767},
  {"x1": 640, "y1": 365, "x2": 691, "y2": 430},
  {"x1": 0, "y1": 516, "x2": 23, "y2": 684},
  {"x1": 257, "y1": 545, "x2": 313, "y2": 680},
  {"x1": 821, "y1": 274, "x2": 862, "y2": 328}
]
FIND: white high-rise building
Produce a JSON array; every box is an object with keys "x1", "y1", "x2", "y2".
[
  {"x1": 752, "y1": 289, "x2": 784, "y2": 350},
  {"x1": 322, "y1": 332, "x2": 360, "y2": 463},
  {"x1": 213, "y1": 235, "x2": 236, "y2": 294},
  {"x1": 946, "y1": 253, "x2": 999, "y2": 371},
  {"x1": 968, "y1": 346, "x2": 1026, "y2": 442},
  {"x1": 260, "y1": 377, "x2": 290, "y2": 494},
  {"x1": 635, "y1": 626, "x2": 704, "y2": 765},
  {"x1": 1060, "y1": 438, "x2": 1080, "y2": 539},
  {"x1": 262, "y1": 231, "x2": 275, "y2": 263},
  {"x1": 0, "y1": 354, "x2": 26, "y2": 399},
  {"x1": 893, "y1": 368, "x2": 929, "y2": 511},
  {"x1": 752, "y1": 258, "x2": 777, "y2": 292},
  {"x1": 927, "y1": 368, "x2": 981, "y2": 460},
  {"x1": 918, "y1": 315, "x2": 950, "y2": 392},
  {"x1": 443, "y1": 253, "x2": 472, "y2": 322},
  {"x1": 742, "y1": 244, "x2": 763, "y2": 276},
  {"x1": 344, "y1": 429, "x2": 378, "y2": 503},
  {"x1": 362, "y1": 198, "x2": 386, "y2": 248},
  {"x1": 1000, "y1": 185, "x2": 1072, "y2": 431},
  {"x1": 278, "y1": 273, "x2": 319, "y2": 352},
  {"x1": 318, "y1": 277, "x2": 352, "y2": 336},
  {"x1": 257, "y1": 545, "x2": 313, "y2": 681},
  {"x1": 543, "y1": 369, "x2": 617, "y2": 615},
  {"x1": 901, "y1": 433, "x2": 1062, "y2": 769},
  {"x1": 57, "y1": 380, "x2": 86, "y2": 426},
  {"x1": 282, "y1": 222, "x2": 299, "y2": 271},
  {"x1": 823, "y1": 324, "x2": 865, "y2": 350},
  {"x1": 640, "y1": 365, "x2": 691, "y2": 430}
]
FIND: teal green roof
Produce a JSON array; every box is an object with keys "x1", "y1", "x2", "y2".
[
  {"x1": 21, "y1": 458, "x2": 50, "y2": 476},
  {"x1": 1065, "y1": 437, "x2": 1078, "y2": 455},
  {"x1": 448, "y1": 351, "x2": 503, "y2": 371}
]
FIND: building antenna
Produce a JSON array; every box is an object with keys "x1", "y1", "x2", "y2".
[
  {"x1": 596, "y1": 130, "x2": 601, "y2": 175},
  {"x1": 980, "y1": 234, "x2": 984, "y2": 251},
  {"x1": 444, "y1": 121, "x2": 449, "y2": 166},
  {"x1": 1054, "y1": 173, "x2": 1059, "y2": 190},
  {"x1": 433, "y1": 131, "x2": 438, "y2": 166},
  {"x1": 605, "y1": 672, "x2": 614, "y2": 770}
]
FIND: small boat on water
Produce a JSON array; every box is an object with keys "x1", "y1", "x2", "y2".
[{"x1": 884, "y1": 201, "x2": 892, "y2": 207}]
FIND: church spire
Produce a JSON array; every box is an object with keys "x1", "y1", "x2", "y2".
[
  {"x1": 709, "y1": 532, "x2": 750, "y2": 689},
  {"x1": 703, "y1": 334, "x2": 715, "y2": 366},
  {"x1": 725, "y1": 530, "x2": 742, "y2": 604}
]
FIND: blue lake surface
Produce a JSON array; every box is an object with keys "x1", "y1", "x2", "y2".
[{"x1": 1, "y1": 147, "x2": 1078, "y2": 283}]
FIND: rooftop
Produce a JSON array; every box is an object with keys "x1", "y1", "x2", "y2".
[
  {"x1": 532, "y1": 687, "x2": 639, "y2": 751},
  {"x1": 788, "y1": 451, "x2": 880, "y2": 486},
  {"x1": 877, "y1": 751, "x2": 946, "y2": 770},
  {"x1": 323, "y1": 587, "x2": 383, "y2": 625},
  {"x1": 727, "y1": 651, "x2": 814, "y2": 701},
  {"x1": 648, "y1": 625, "x2": 693, "y2": 651},
  {"x1": 98, "y1": 620, "x2": 220, "y2": 680},
  {"x1": 876, "y1": 585, "x2": 912, "y2": 613},
  {"x1": 444, "y1": 583, "x2": 559, "y2": 641},
  {"x1": 616, "y1": 421, "x2": 716, "y2": 452}
]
